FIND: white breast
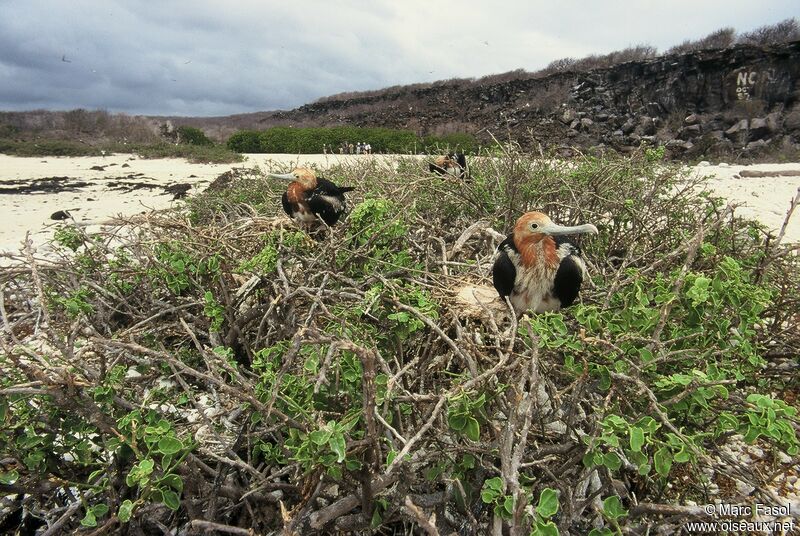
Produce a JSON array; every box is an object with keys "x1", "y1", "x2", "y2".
[
  {"x1": 293, "y1": 205, "x2": 318, "y2": 223},
  {"x1": 505, "y1": 247, "x2": 558, "y2": 314}
]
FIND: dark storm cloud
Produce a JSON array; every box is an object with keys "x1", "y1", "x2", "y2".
[{"x1": 0, "y1": 0, "x2": 797, "y2": 116}]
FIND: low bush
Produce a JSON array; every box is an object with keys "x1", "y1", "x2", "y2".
[{"x1": 1, "y1": 147, "x2": 797, "y2": 534}]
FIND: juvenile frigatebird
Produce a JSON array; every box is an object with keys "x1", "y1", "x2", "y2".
[
  {"x1": 268, "y1": 167, "x2": 355, "y2": 227},
  {"x1": 429, "y1": 153, "x2": 469, "y2": 180},
  {"x1": 492, "y1": 211, "x2": 597, "y2": 315}
]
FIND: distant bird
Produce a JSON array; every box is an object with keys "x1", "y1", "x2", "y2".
[
  {"x1": 429, "y1": 153, "x2": 469, "y2": 180},
  {"x1": 268, "y1": 167, "x2": 355, "y2": 226},
  {"x1": 492, "y1": 211, "x2": 597, "y2": 315}
]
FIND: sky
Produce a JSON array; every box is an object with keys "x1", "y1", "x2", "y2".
[{"x1": 0, "y1": 1, "x2": 797, "y2": 117}]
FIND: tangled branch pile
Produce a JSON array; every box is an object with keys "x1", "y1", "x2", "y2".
[{"x1": 1, "y1": 147, "x2": 799, "y2": 535}]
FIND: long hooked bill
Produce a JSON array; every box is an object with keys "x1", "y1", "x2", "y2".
[
  {"x1": 544, "y1": 222, "x2": 599, "y2": 236},
  {"x1": 268, "y1": 172, "x2": 296, "y2": 180}
]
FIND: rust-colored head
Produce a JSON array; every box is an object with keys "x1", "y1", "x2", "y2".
[
  {"x1": 268, "y1": 167, "x2": 318, "y2": 190},
  {"x1": 514, "y1": 211, "x2": 598, "y2": 240},
  {"x1": 513, "y1": 211, "x2": 598, "y2": 268}
]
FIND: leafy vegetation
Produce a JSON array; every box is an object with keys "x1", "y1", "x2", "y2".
[
  {"x1": 0, "y1": 147, "x2": 797, "y2": 534},
  {"x1": 176, "y1": 126, "x2": 213, "y2": 146},
  {"x1": 226, "y1": 126, "x2": 479, "y2": 154}
]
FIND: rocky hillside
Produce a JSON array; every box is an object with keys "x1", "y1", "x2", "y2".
[
  {"x1": 4, "y1": 41, "x2": 799, "y2": 159},
  {"x1": 174, "y1": 40, "x2": 800, "y2": 158}
]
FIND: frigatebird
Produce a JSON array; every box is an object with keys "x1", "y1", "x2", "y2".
[
  {"x1": 492, "y1": 211, "x2": 597, "y2": 315},
  {"x1": 268, "y1": 167, "x2": 355, "y2": 227},
  {"x1": 429, "y1": 153, "x2": 469, "y2": 180}
]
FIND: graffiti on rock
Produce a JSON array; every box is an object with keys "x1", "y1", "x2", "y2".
[{"x1": 736, "y1": 71, "x2": 757, "y2": 101}]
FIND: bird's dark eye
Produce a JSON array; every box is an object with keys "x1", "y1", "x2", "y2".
[{"x1": 530, "y1": 223, "x2": 539, "y2": 230}]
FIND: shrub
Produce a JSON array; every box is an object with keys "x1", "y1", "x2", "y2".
[
  {"x1": 176, "y1": 126, "x2": 213, "y2": 146},
  {"x1": 738, "y1": 18, "x2": 800, "y2": 46},
  {"x1": 0, "y1": 148, "x2": 797, "y2": 534}
]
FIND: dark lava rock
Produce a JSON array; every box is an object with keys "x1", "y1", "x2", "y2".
[
  {"x1": 678, "y1": 124, "x2": 702, "y2": 140},
  {"x1": 164, "y1": 183, "x2": 192, "y2": 200},
  {"x1": 684, "y1": 113, "x2": 700, "y2": 125},
  {"x1": 50, "y1": 210, "x2": 71, "y2": 220}
]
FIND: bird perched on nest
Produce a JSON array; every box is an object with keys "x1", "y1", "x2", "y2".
[
  {"x1": 493, "y1": 211, "x2": 597, "y2": 315},
  {"x1": 429, "y1": 153, "x2": 469, "y2": 180},
  {"x1": 268, "y1": 167, "x2": 355, "y2": 227}
]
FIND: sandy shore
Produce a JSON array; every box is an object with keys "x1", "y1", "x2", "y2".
[
  {"x1": 690, "y1": 162, "x2": 800, "y2": 242},
  {"x1": 1, "y1": 154, "x2": 798, "y2": 259},
  {"x1": 0, "y1": 153, "x2": 387, "y2": 258}
]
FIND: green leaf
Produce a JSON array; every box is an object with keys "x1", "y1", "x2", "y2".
[
  {"x1": 638, "y1": 347, "x2": 653, "y2": 363},
  {"x1": 536, "y1": 488, "x2": 560, "y2": 519},
  {"x1": 87, "y1": 468, "x2": 105, "y2": 482},
  {"x1": 162, "y1": 489, "x2": 180, "y2": 511},
  {"x1": 674, "y1": 447, "x2": 691, "y2": 463},
  {"x1": 485, "y1": 476, "x2": 503, "y2": 491},
  {"x1": 329, "y1": 433, "x2": 347, "y2": 463},
  {"x1": 532, "y1": 520, "x2": 560, "y2": 536},
  {"x1": 370, "y1": 506, "x2": 382, "y2": 528},
  {"x1": 654, "y1": 447, "x2": 673, "y2": 477},
  {"x1": 157, "y1": 437, "x2": 183, "y2": 456},
  {"x1": 138, "y1": 458, "x2": 155, "y2": 474},
  {"x1": 161, "y1": 453, "x2": 173, "y2": 472},
  {"x1": 0, "y1": 470, "x2": 19, "y2": 485},
  {"x1": 588, "y1": 529, "x2": 614, "y2": 536},
  {"x1": 448, "y1": 413, "x2": 467, "y2": 431},
  {"x1": 630, "y1": 427, "x2": 645, "y2": 452},
  {"x1": 464, "y1": 417, "x2": 481, "y2": 441},
  {"x1": 481, "y1": 490, "x2": 496, "y2": 504},
  {"x1": 503, "y1": 495, "x2": 514, "y2": 515},
  {"x1": 159, "y1": 474, "x2": 184, "y2": 492},
  {"x1": 602, "y1": 495, "x2": 628, "y2": 520},
  {"x1": 603, "y1": 452, "x2": 622, "y2": 471},
  {"x1": 118, "y1": 500, "x2": 134, "y2": 523},
  {"x1": 460, "y1": 453, "x2": 476, "y2": 470},
  {"x1": 637, "y1": 463, "x2": 652, "y2": 476},
  {"x1": 309, "y1": 429, "x2": 332, "y2": 445},
  {"x1": 81, "y1": 511, "x2": 98, "y2": 527},
  {"x1": 635, "y1": 416, "x2": 659, "y2": 433}
]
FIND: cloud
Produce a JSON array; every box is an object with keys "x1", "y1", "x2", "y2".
[{"x1": 0, "y1": 0, "x2": 797, "y2": 116}]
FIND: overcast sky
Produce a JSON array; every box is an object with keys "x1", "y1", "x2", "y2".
[{"x1": 1, "y1": 1, "x2": 796, "y2": 117}]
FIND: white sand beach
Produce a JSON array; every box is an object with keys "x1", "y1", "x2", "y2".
[
  {"x1": 1, "y1": 154, "x2": 798, "y2": 259},
  {"x1": 691, "y1": 161, "x2": 800, "y2": 244},
  {"x1": 0, "y1": 153, "x2": 383, "y2": 258}
]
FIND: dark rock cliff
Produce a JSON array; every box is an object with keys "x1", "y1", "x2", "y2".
[{"x1": 252, "y1": 40, "x2": 800, "y2": 157}]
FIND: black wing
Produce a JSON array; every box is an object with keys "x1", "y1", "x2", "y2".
[
  {"x1": 314, "y1": 177, "x2": 348, "y2": 196},
  {"x1": 308, "y1": 177, "x2": 349, "y2": 225},
  {"x1": 551, "y1": 248, "x2": 584, "y2": 308},
  {"x1": 429, "y1": 162, "x2": 446, "y2": 175},
  {"x1": 492, "y1": 236, "x2": 517, "y2": 298},
  {"x1": 280, "y1": 192, "x2": 294, "y2": 218}
]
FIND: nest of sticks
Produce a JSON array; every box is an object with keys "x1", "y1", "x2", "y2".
[{"x1": 1, "y1": 152, "x2": 799, "y2": 534}]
